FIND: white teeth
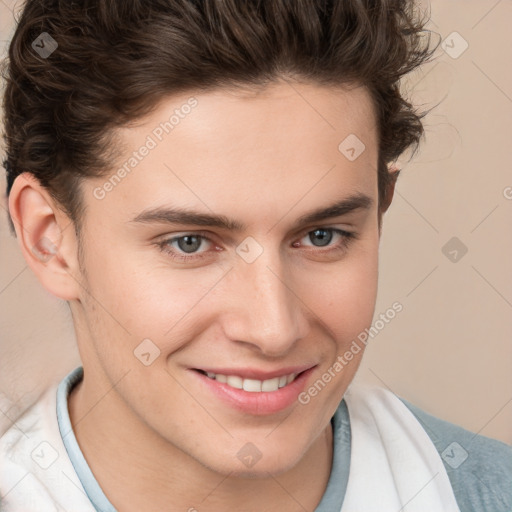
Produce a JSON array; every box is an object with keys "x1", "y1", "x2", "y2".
[
  {"x1": 201, "y1": 371, "x2": 299, "y2": 392},
  {"x1": 286, "y1": 373, "x2": 297, "y2": 384},
  {"x1": 226, "y1": 375, "x2": 243, "y2": 389},
  {"x1": 243, "y1": 379, "x2": 262, "y2": 392},
  {"x1": 261, "y1": 377, "x2": 280, "y2": 392}
]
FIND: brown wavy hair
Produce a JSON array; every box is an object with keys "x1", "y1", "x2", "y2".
[{"x1": 2, "y1": 0, "x2": 437, "y2": 232}]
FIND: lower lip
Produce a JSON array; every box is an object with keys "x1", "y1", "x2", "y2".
[{"x1": 190, "y1": 368, "x2": 315, "y2": 415}]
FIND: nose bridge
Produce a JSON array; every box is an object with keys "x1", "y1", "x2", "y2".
[{"x1": 227, "y1": 248, "x2": 309, "y2": 355}]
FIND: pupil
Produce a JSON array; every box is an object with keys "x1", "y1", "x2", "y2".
[
  {"x1": 178, "y1": 235, "x2": 201, "y2": 253},
  {"x1": 310, "y1": 229, "x2": 332, "y2": 247}
]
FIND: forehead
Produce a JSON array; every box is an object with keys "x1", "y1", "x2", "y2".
[{"x1": 86, "y1": 81, "x2": 379, "y2": 224}]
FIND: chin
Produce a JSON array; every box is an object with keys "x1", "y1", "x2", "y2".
[{"x1": 193, "y1": 440, "x2": 307, "y2": 478}]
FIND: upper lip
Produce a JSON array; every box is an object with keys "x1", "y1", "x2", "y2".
[{"x1": 192, "y1": 364, "x2": 316, "y2": 380}]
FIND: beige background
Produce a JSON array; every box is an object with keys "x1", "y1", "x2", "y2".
[{"x1": 1, "y1": 0, "x2": 511, "y2": 444}]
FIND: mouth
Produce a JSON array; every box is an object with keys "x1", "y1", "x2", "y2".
[
  {"x1": 190, "y1": 366, "x2": 315, "y2": 415},
  {"x1": 194, "y1": 369, "x2": 302, "y2": 392}
]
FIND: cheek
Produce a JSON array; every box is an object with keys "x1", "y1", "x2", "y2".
[
  {"x1": 292, "y1": 251, "x2": 379, "y2": 431},
  {"x1": 80, "y1": 247, "x2": 228, "y2": 353},
  {"x1": 295, "y1": 238, "x2": 379, "y2": 341}
]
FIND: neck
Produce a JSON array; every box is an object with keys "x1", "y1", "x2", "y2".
[{"x1": 68, "y1": 375, "x2": 334, "y2": 512}]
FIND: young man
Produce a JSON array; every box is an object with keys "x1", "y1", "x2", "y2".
[{"x1": 1, "y1": 0, "x2": 510, "y2": 511}]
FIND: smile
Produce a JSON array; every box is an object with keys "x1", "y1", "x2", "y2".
[
  {"x1": 191, "y1": 366, "x2": 315, "y2": 415},
  {"x1": 199, "y1": 370, "x2": 299, "y2": 392}
]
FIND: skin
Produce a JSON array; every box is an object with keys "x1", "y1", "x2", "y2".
[{"x1": 9, "y1": 80, "x2": 396, "y2": 511}]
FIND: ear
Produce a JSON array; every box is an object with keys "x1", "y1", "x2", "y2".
[
  {"x1": 8, "y1": 172, "x2": 82, "y2": 301},
  {"x1": 377, "y1": 165, "x2": 400, "y2": 233},
  {"x1": 380, "y1": 166, "x2": 400, "y2": 214}
]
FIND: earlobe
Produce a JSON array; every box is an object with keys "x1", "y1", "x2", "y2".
[{"x1": 8, "y1": 172, "x2": 81, "y2": 301}]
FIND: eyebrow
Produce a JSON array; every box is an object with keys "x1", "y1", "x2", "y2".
[{"x1": 130, "y1": 193, "x2": 373, "y2": 231}]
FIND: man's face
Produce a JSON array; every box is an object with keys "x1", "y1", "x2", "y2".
[{"x1": 75, "y1": 81, "x2": 380, "y2": 475}]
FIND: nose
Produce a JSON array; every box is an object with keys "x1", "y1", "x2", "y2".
[{"x1": 221, "y1": 249, "x2": 310, "y2": 357}]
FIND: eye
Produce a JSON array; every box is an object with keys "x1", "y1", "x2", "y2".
[
  {"x1": 157, "y1": 232, "x2": 216, "y2": 262},
  {"x1": 305, "y1": 228, "x2": 334, "y2": 247},
  {"x1": 297, "y1": 228, "x2": 355, "y2": 249},
  {"x1": 172, "y1": 234, "x2": 207, "y2": 254}
]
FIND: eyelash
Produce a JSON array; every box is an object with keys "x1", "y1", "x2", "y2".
[{"x1": 156, "y1": 228, "x2": 358, "y2": 264}]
